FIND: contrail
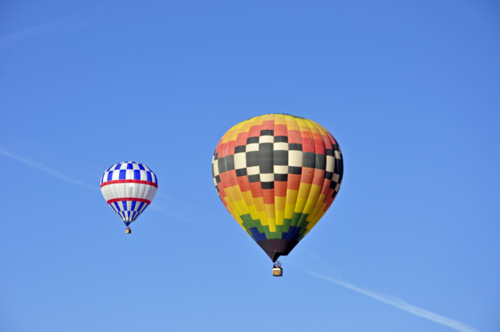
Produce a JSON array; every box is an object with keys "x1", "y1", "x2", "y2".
[
  {"x1": 0, "y1": 148, "x2": 212, "y2": 221},
  {"x1": 0, "y1": 147, "x2": 96, "y2": 191},
  {"x1": 0, "y1": 20, "x2": 63, "y2": 49},
  {"x1": 299, "y1": 266, "x2": 479, "y2": 332},
  {"x1": 150, "y1": 192, "x2": 220, "y2": 224},
  {"x1": 0, "y1": 15, "x2": 94, "y2": 50}
]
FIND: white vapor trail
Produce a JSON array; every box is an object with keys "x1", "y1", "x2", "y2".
[
  {"x1": 0, "y1": 20, "x2": 62, "y2": 49},
  {"x1": 0, "y1": 147, "x2": 96, "y2": 191},
  {"x1": 0, "y1": 16, "x2": 90, "y2": 50},
  {"x1": 0, "y1": 148, "x2": 207, "y2": 220},
  {"x1": 150, "y1": 192, "x2": 221, "y2": 224},
  {"x1": 300, "y1": 266, "x2": 479, "y2": 332}
]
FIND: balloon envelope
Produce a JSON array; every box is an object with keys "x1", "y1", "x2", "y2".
[
  {"x1": 212, "y1": 114, "x2": 343, "y2": 261},
  {"x1": 101, "y1": 161, "x2": 158, "y2": 227}
]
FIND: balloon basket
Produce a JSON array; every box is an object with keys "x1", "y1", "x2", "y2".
[
  {"x1": 272, "y1": 261, "x2": 283, "y2": 277},
  {"x1": 125, "y1": 227, "x2": 132, "y2": 234}
]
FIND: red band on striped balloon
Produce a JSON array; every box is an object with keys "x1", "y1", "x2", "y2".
[
  {"x1": 101, "y1": 179, "x2": 158, "y2": 188},
  {"x1": 107, "y1": 198, "x2": 151, "y2": 204}
]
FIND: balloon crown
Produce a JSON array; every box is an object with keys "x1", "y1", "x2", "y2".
[{"x1": 242, "y1": 113, "x2": 307, "y2": 121}]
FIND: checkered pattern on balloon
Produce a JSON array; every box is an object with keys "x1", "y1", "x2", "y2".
[
  {"x1": 101, "y1": 161, "x2": 158, "y2": 227},
  {"x1": 212, "y1": 114, "x2": 343, "y2": 262}
]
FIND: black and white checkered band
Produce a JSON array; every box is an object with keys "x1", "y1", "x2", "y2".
[{"x1": 212, "y1": 131, "x2": 343, "y2": 197}]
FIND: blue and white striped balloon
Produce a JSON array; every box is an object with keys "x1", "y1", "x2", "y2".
[{"x1": 100, "y1": 161, "x2": 158, "y2": 227}]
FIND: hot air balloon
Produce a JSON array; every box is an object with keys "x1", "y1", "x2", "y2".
[
  {"x1": 212, "y1": 114, "x2": 343, "y2": 276},
  {"x1": 100, "y1": 161, "x2": 158, "y2": 233}
]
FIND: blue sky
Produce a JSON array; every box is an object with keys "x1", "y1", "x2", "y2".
[{"x1": 1, "y1": 1, "x2": 499, "y2": 331}]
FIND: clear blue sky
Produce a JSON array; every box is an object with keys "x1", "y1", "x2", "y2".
[{"x1": 1, "y1": 1, "x2": 499, "y2": 331}]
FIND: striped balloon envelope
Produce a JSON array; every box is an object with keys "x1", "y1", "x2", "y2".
[
  {"x1": 212, "y1": 114, "x2": 343, "y2": 262},
  {"x1": 100, "y1": 161, "x2": 158, "y2": 230}
]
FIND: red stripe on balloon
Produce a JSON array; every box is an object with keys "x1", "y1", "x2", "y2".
[
  {"x1": 101, "y1": 179, "x2": 158, "y2": 188},
  {"x1": 107, "y1": 198, "x2": 151, "y2": 204}
]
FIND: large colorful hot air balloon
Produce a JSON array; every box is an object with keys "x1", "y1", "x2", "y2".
[
  {"x1": 100, "y1": 161, "x2": 158, "y2": 233},
  {"x1": 212, "y1": 114, "x2": 343, "y2": 271}
]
